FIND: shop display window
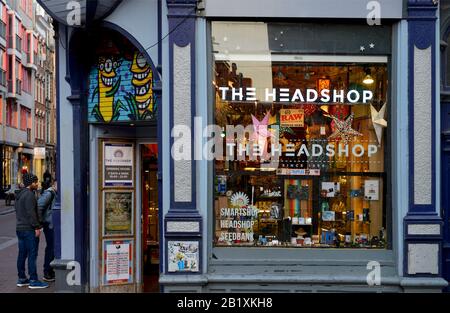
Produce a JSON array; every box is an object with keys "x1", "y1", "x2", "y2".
[{"x1": 212, "y1": 22, "x2": 389, "y2": 249}]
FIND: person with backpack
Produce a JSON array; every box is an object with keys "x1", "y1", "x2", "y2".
[
  {"x1": 15, "y1": 173, "x2": 49, "y2": 289},
  {"x1": 38, "y1": 178, "x2": 57, "y2": 282}
]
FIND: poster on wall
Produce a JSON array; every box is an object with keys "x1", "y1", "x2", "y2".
[
  {"x1": 103, "y1": 239, "x2": 133, "y2": 285},
  {"x1": 321, "y1": 182, "x2": 340, "y2": 197},
  {"x1": 103, "y1": 191, "x2": 133, "y2": 236},
  {"x1": 364, "y1": 180, "x2": 379, "y2": 200},
  {"x1": 104, "y1": 142, "x2": 134, "y2": 187},
  {"x1": 168, "y1": 241, "x2": 199, "y2": 272},
  {"x1": 279, "y1": 109, "x2": 304, "y2": 127}
]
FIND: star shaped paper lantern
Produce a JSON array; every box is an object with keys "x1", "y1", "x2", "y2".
[
  {"x1": 370, "y1": 103, "x2": 387, "y2": 145},
  {"x1": 327, "y1": 113, "x2": 363, "y2": 144},
  {"x1": 250, "y1": 112, "x2": 276, "y2": 144},
  {"x1": 250, "y1": 112, "x2": 275, "y2": 158},
  {"x1": 251, "y1": 112, "x2": 273, "y2": 139}
]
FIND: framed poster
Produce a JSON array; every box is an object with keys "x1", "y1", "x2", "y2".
[
  {"x1": 102, "y1": 239, "x2": 133, "y2": 285},
  {"x1": 168, "y1": 241, "x2": 199, "y2": 272},
  {"x1": 103, "y1": 191, "x2": 133, "y2": 236},
  {"x1": 103, "y1": 142, "x2": 134, "y2": 187}
]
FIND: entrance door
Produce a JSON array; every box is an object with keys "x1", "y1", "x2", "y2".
[{"x1": 141, "y1": 144, "x2": 159, "y2": 292}]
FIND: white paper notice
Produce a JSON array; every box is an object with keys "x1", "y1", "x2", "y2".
[
  {"x1": 321, "y1": 182, "x2": 340, "y2": 197},
  {"x1": 105, "y1": 241, "x2": 130, "y2": 283},
  {"x1": 364, "y1": 180, "x2": 379, "y2": 200}
]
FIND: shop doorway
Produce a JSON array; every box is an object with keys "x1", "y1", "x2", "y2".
[{"x1": 140, "y1": 143, "x2": 159, "y2": 292}]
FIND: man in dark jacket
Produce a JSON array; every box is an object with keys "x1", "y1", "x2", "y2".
[
  {"x1": 15, "y1": 173, "x2": 49, "y2": 289},
  {"x1": 38, "y1": 178, "x2": 57, "y2": 282}
]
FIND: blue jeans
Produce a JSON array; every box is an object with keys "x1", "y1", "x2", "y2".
[
  {"x1": 16, "y1": 230, "x2": 39, "y2": 281},
  {"x1": 43, "y1": 224, "x2": 54, "y2": 275}
]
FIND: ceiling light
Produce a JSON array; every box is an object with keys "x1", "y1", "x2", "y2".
[{"x1": 363, "y1": 68, "x2": 374, "y2": 85}]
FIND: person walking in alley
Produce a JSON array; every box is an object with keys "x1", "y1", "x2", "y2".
[
  {"x1": 15, "y1": 173, "x2": 49, "y2": 289},
  {"x1": 38, "y1": 178, "x2": 57, "y2": 282}
]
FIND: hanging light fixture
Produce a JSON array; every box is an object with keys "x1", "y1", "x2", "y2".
[{"x1": 363, "y1": 68, "x2": 374, "y2": 85}]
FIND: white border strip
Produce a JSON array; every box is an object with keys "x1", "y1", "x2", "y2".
[{"x1": 214, "y1": 54, "x2": 388, "y2": 63}]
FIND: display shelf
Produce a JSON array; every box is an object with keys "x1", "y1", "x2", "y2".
[
  {"x1": 258, "y1": 218, "x2": 280, "y2": 223},
  {"x1": 256, "y1": 196, "x2": 283, "y2": 200},
  {"x1": 321, "y1": 219, "x2": 345, "y2": 222}
]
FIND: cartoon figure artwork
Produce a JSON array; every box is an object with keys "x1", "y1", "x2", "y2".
[
  {"x1": 125, "y1": 52, "x2": 155, "y2": 120},
  {"x1": 90, "y1": 46, "x2": 123, "y2": 122},
  {"x1": 88, "y1": 36, "x2": 157, "y2": 123},
  {"x1": 168, "y1": 241, "x2": 199, "y2": 272}
]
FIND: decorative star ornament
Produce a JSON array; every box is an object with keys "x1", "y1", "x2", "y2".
[
  {"x1": 326, "y1": 113, "x2": 363, "y2": 145},
  {"x1": 251, "y1": 112, "x2": 273, "y2": 139},
  {"x1": 369, "y1": 43, "x2": 375, "y2": 49},
  {"x1": 370, "y1": 103, "x2": 387, "y2": 145},
  {"x1": 360, "y1": 46, "x2": 365, "y2": 52}
]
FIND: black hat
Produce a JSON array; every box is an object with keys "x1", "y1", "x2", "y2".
[{"x1": 23, "y1": 173, "x2": 37, "y2": 187}]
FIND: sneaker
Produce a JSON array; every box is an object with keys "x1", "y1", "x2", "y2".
[
  {"x1": 16, "y1": 278, "x2": 30, "y2": 287},
  {"x1": 43, "y1": 273, "x2": 55, "y2": 282},
  {"x1": 28, "y1": 280, "x2": 49, "y2": 289}
]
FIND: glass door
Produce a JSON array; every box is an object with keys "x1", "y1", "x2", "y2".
[{"x1": 141, "y1": 143, "x2": 159, "y2": 292}]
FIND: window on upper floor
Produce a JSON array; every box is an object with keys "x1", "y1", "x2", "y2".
[
  {"x1": 27, "y1": 107, "x2": 31, "y2": 130},
  {"x1": 7, "y1": 101, "x2": 17, "y2": 128},
  {"x1": 20, "y1": 105, "x2": 28, "y2": 130},
  {"x1": 15, "y1": 59, "x2": 19, "y2": 79},
  {"x1": 35, "y1": 112, "x2": 38, "y2": 139},
  {"x1": 6, "y1": 101, "x2": 11, "y2": 126},
  {"x1": 22, "y1": 68, "x2": 31, "y2": 93}
]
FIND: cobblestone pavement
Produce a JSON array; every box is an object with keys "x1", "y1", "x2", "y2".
[{"x1": 0, "y1": 202, "x2": 55, "y2": 293}]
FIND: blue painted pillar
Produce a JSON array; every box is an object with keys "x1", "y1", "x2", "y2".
[
  {"x1": 67, "y1": 90, "x2": 89, "y2": 287},
  {"x1": 404, "y1": 0, "x2": 444, "y2": 278},
  {"x1": 164, "y1": 0, "x2": 203, "y2": 275},
  {"x1": 53, "y1": 22, "x2": 62, "y2": 260}
]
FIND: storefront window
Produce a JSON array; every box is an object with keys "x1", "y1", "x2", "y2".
[{"x1": 212, "y1": 22, "x2": 390, "y2": 249}]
